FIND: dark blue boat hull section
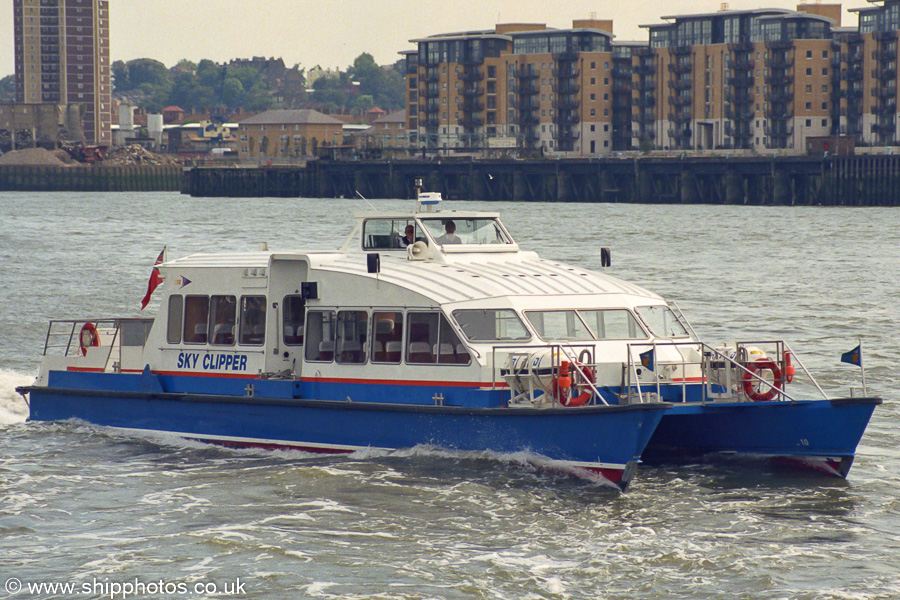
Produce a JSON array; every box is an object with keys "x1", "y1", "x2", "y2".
[
  {"x1": 23, "y1": 371, "x2": 669, "y2": 486},
  {"x1": 643, "y1": 397, "x2": 881, "y2": 475}
]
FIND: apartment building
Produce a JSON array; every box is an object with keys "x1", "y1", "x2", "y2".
[
  {"x1": 13, "y1": 0, "x2": 112, "y2": 145},
  {"x1": 405, "y1": 21, "x2": 627, "y2": 155},
  {"x1": 639, "y1": 5, "x2": 838, "y2": 151},
  {"x1": 237, "y1": 109, "x2": 344, "y2": 158}
]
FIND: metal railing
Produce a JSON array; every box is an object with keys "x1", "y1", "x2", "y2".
[{"x1": 43, "y1": 318, "x2": 154, "y2": 372}]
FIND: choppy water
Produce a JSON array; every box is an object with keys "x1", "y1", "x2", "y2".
[{"x1": 2, "y1": 192, "x2": 899, "y2": 599}]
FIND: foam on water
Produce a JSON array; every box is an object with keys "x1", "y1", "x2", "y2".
[{"x1": 0, "y1": 369, "x2": 33, "y2": 425}]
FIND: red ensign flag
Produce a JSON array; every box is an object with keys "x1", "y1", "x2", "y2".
[{"x1": 140, "y1": 247, "x2": 166, "y2": 310}]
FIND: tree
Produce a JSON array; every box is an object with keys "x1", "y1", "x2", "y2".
[{"x1": 111, "y1": 60, "x2": 129, "y2": 91}]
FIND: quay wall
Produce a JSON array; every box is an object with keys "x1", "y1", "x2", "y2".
[
  {"x1": 182, "y1": 156, "x2": 900, "y2": 206},
  {"x1": 0, "y1": 165, "x2": 182, "y2": 192}
]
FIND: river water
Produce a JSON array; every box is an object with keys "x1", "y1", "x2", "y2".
[{"x1": 1, "y1": 191, "x2": 898, "y2": 599}]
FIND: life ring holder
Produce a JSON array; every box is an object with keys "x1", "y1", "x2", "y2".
[
  {"x1": 79, "y1": 322, "x2": 100, "y2": 356},
  {"x1": 553, "y1": 350, "x2": 596, "y2": 407},
  {"x1": 742, "y1": 358, "x2": 783, "y2": 402}
]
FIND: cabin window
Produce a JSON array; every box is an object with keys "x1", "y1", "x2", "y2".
[
  {"x1": 525, "y1": 310, "x2": 593, "y2": 341},
  {"x1": 635, "y1": 305, "x2": 691, "y2": 338},
  {"x1": 167, "y1": 295, "x2": 183, "y2": 344},
  {"x1": 578, "y1": 309, "x2": 647, "y2": 340},
  {"x1": 407, "y1": 312, "x2": 471, "y2": 365},
  {"x1": 419, "y1": 217, "x2": 513, "y2": 245},
  {"x1": 452, "y1": 309, "x2": 530, "y2": 342},
  {"x1": 371, "y1": 311, "x2": 403, "y2": 363},
  {"x1": 336, "y1": 311, "x2": 368, "y2": 364},
  {"x1": 209, "y1": 295, "x2": 237, "y2": 346},
  {"x1": 362, "y1": 219, "x2": 422, "y2": 250},
  {"x1": 183, "y1": 295, "x2": 209, "y2": 344},
  {"x1": 305, "y1": 310, "x2": 336, "y2": 362},
  {"x1": 282, "y1": 295, "x2": 305, "y2": 345},
  {"x1": 239, "y1": 295, "x2": 266, "y2": 346}
]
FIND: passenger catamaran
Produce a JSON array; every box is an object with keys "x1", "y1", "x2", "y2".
[{"x1": 17, "y1": 193, "x2": 880, "y2": 488}]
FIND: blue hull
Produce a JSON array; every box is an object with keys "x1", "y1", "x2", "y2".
[
  {"x1": 643, "y1": 397, "x2": 882, "y2": 477},
  {"x1": 20, "y1": 373, "x2": 669, "y2": 489}
]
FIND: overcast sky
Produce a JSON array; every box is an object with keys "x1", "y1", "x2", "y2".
[{"x1": 2, "y1": 0, "x2": 873, "y2": 76}]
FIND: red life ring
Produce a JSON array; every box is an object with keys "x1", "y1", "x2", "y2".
[
  {"x1": 553, "y1": 361, "x2": 595, "y2": 407},
  {"x1": 79, "y1": 322, "x2": 100, "y2": 356},
  {"x1": 742, "y1": 358, "x2": 783, "y2": 402}
]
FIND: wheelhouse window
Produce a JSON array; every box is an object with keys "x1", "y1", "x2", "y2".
[
  {"x1": 336, "y1": 311, "x2": 368, "y2": 364},
  {"x1": 282, "y1": 295, "x2": 305, "y2": 345},
  {"x1": 183, "y1": 295, "x2": 209, "y2": 344},
  {"x1": 239, "y1": 295, "x2": 266, "y2": 346},
  {"x1": 635, "y1": 305, "x2": 691, "y2": 338},
  {"x1": 209, "y1": 295, "x2": 236, "y2": 345},
  {"x1": 372, "y1": 311, "x2": 403, "y2": 363},
  {"x1": 452, "y1": 309, "x2": 530, "y2": 342},
  {"x1": 305, "y1": 310, "x2": 336, "y2": 362},
  {"x1": 420, "y1": 217, "x2": 513, "y2": 245},
  {"x1": 167, "y1": 295, "x2": 183, "y2": 344},
  {"x1": 525, "y1": 310, "x2": 593, "y2": 341},
  {"x1": 362, "y1": 219, "x2": 422, "y2": 250},
  {"x1": 407, "y1": 312, "x2": 471, "y2": 365},
  {"x1": 578, "y1": 309, "x2": 647, "y2": 340}
]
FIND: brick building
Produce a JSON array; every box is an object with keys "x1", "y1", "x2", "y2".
[
  {"x1": 237, "y1": 109, "x2": 344, "y2": 159},
  {"x1": 13, "y1": 0, "x2": 112, "y2": 145}
]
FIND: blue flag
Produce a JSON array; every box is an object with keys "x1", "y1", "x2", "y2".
[
  {"x1": 841, "y1": 345, "x2": 861, "y2": 367},
  {"x1": 640, "y1": 349, "x2": 655, "y2": 371}
]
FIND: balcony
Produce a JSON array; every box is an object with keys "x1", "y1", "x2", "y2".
[
  {"x1": 423, "y1": 70, "x2": 440, "y2": 83},
  {"x1": 635, "y1": 96, "x2": 656, "y2": 108},
  {"x1": 874, "y1": 68, "x2": 897, "y2": 81},
  {"x1": 514, "y1": 81, "x2": 540, "y2": 96},
  {"x1": 729, "y1": 41, "x2": 754, "y2": 53},
  {"x1": 612, "y1": 66, "x2": 632, "y2": 79},
  {"x1": 462, "y1": 99, "x2": 485, "y2": 112},
  {"x1": 515, "y1": 67, "x2": 540, "y2": 80},
  {"x1": 556, "y1": 112, "x2": 581, "y2": 127},
  {"x1": 668, "y1": 78, "x2": 692, "y2": 91},
  {"x1": 725, "y1": 105, "x2": 753, "y2": 121},
  {"x1": 668, "y1": 127, "x2": 692, "y2": 141},
  {"x1": 671, "y1": 45, "x2": 692, "y2": 56},
  {"x1": 842, "y1": 67, "x2": 863, "y2": 82},
  {"x1": 634, "y1": 63, "x2": 656, "y2": 75},
  {"x1": 668, "y1": 94, "x2": 692, "y2": 107},
  {"x1": 459, "y1": 69, "x2": 483, "y2": 82},
  {"x1": 512, "y1": 96, "x2": 540, "y2": 111},
  {"x1": 871, "y1": 86, "x2": 898, "y2": 99},
  {"x1": 731, "y1": 57, "x2": 755, "y2": 71},
  {"x1": 872, "y1": 48, "x2": 897, "y2": 62},
  {"x1": 460, "y1": 85, "x2": 483, "y2": 97},
  {"x1": 460, "y1": 116, "x2": 484, "y2": 129},
  {"x1": 668, "y1": 62, "x2": 692, "y2": 75},
  {"x1": 552, "y1": 66, "x2": 580, "y2": 79},
  {"x1": 553, "y1": 96, "x2": 580, "y2": 111},
  {"x1": 668, "y1": 111, "x2": 691, "y2": 124},
  {"x1": 518, "y1": 113, "x2": 540, "y2": 127},
  {"x1": 552, "y1": 80, "x2": 580, "y2": 95},
  {"x1": 874, "y1": 31, "x2": 897, "y2": 42},
  {"x1": 764, "y1": 106, "x2": 794, "y2": 119},
  {"x1": 872, "y1": 122, "x2": 897, "y2": 135},
  {"x1": 461, "y1": 55, "x2": 484, "y2": 66},
  {"x1": 873, "y1": 101, "x2": 897, "y2": 115},
  {"x1": 764, "y1": 125, "x2": 793, "y2": 138},
  {"x1": 728, "y1": 73, "x2": 754, "y2": 88},
  {"x1": 553, "y1": 50, "x2": 579, "y2": 62},
  {"x1": 635, "y1": 78, "x2": 656, "y2": 91},
  {"x1": 765, "y1": 74, "x2": 794, "y2": 87},
  {"x1": 765, "y1": 91, "x2": 793, "y2": 104},
  {"x1": 765, "y1": 39, "x2": 793, "y2": 51}
]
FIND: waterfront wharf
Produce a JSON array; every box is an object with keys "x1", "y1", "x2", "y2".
[
  {"x1": 182, "y1": 155, "x2": 900, "y2": 205},
  {"x1": 0, "y1": 164, "x2": 182, "y2": 192}
]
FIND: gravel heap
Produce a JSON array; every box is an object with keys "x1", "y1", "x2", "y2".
[{"x1": 0, "y1": 147, "x2": 70, "y2": 167}]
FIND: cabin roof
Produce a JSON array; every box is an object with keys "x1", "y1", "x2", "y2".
[{"x1": 159, "y1": 250, "x2": 661, "y2": 306}]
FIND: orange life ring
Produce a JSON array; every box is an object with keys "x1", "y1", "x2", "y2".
[
  {"x1": 79, "y1": 322, "x2": 100, "y2": 356},
  {"x1": 742, "y1": 358, "x2": 783, "y2": 402},
  {"x1": 553, "y1": 360, "x2": 595, "y2": 407}
]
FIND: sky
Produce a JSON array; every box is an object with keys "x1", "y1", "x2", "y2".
[{"x1": 1, "y1": 0, "x2": 875, "y2": 76}]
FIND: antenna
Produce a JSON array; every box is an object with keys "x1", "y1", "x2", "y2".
[{"x1": 355, "y1": 190, "x2": 376, "y2": 211}]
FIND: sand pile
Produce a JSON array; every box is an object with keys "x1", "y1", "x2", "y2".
[{"x1": 0, "y1": 147, "x2": 70, "y2": 167}]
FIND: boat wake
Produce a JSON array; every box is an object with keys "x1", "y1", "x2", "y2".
[{"x1": 0, "y1": 369, "x2": 33, "y2": 425}]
